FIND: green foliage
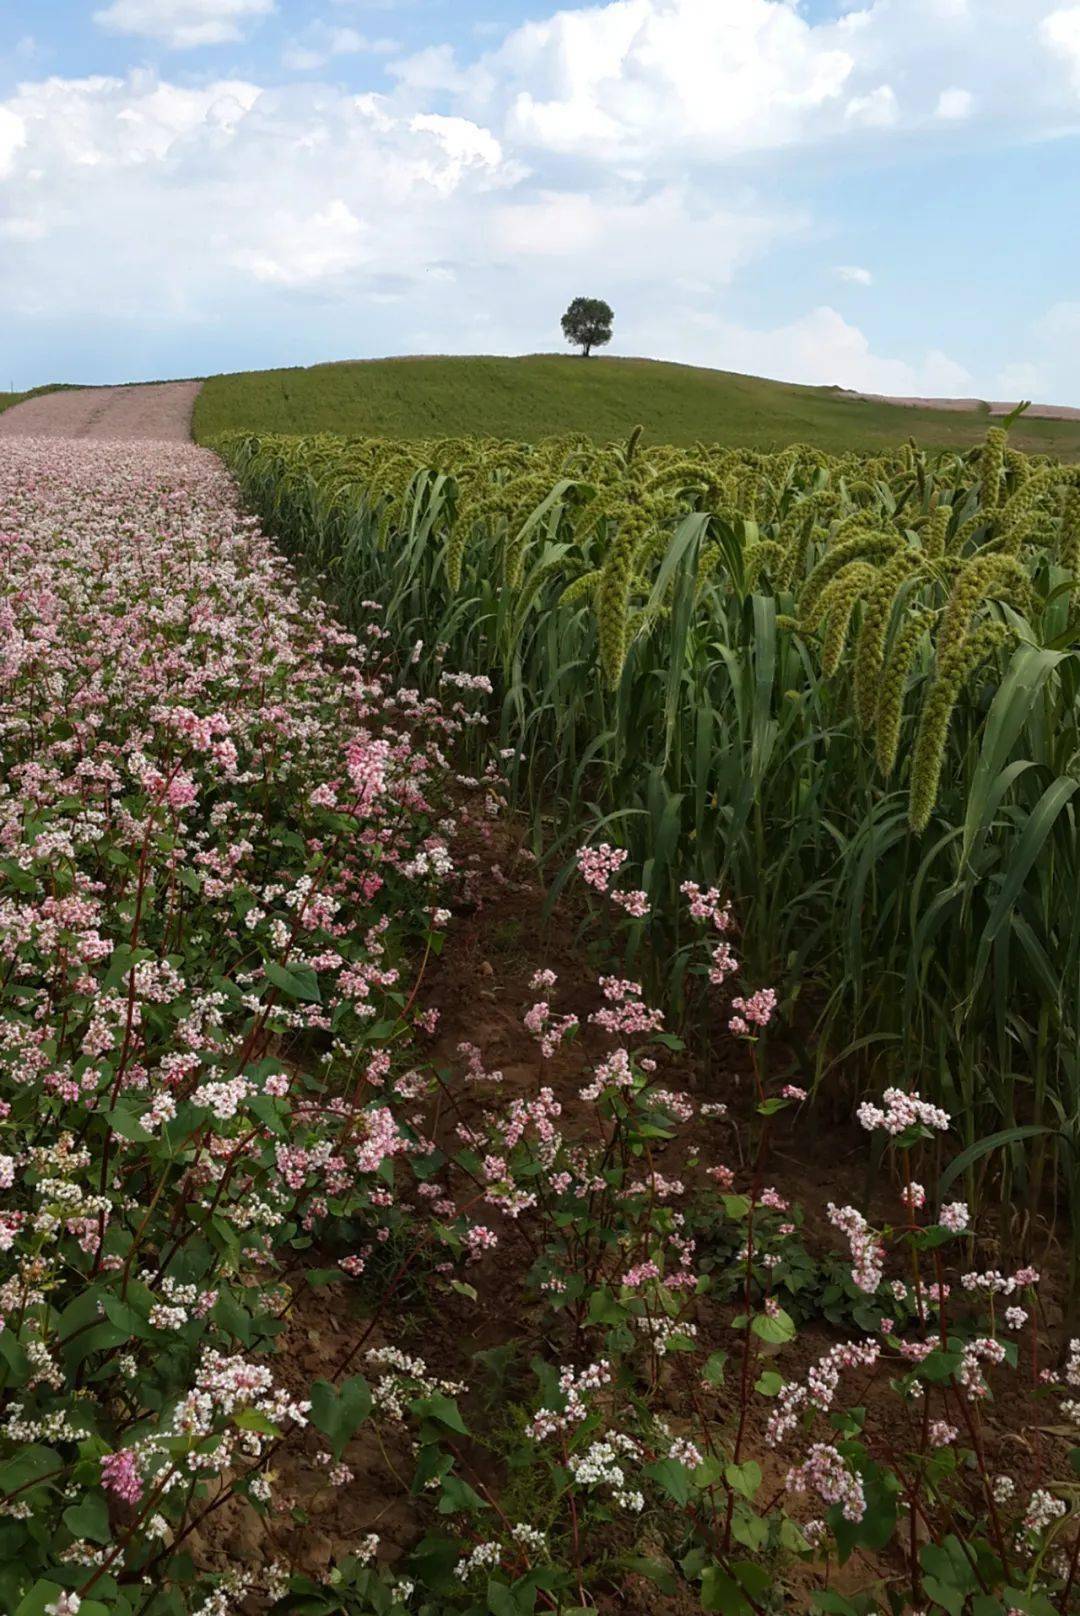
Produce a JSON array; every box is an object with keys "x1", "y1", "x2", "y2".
[{"x1": 561, "y1": 296, "x2": 615, "y2": 357}]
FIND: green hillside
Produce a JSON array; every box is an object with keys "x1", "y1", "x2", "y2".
[{"x1": 193, "y1": 354, "x2": 1080, "y2": 457}]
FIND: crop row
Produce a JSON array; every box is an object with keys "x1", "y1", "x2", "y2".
[{"x1": 219, "y1": 426, "x2": 1080, "y2": 1244}]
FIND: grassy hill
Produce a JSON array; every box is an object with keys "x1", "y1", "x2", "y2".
[{"x1": 193, "y1": 354, "x2": 1080, "y2": 458}]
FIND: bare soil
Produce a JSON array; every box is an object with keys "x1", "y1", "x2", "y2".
[{"x1": 852, "y1": 391, "x2": 1080, "y2": 421}]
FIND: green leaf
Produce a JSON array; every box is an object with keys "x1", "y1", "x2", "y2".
[
  {"x1": 104, "y1": 1103, "x2": 154, "y2": 1143},
  {"x1": 751, "y1": 1307, "x2": 796, "y2": 1345},
  {"x1": 410, "y1": 1392, "x2": 469, "y2": 1436},
  {"x1": 703, "y1": 1350, "x2": 728, "y2": 1386},
  {"x1": 939, "y1": 1125, "x2": 1051, "y2": 1196},
  {"x1": 0, "y1": 1445, "x2": 62, "y2": 1494},
  {"x1": 0, "y1": 1328, "x2": 30, "y2": 1386},
  {"x1": 102, "y1": 1294, "x2": 154, "y2": 1341},
  {"x1": 700, "y1": 1565, "x2": 752, "y2": 1614},
  {"x1": 63, "y1": 1488, "x2": 111, "y2": 1544},
  {"x1": 1002, "y1": 1590, "x2": 1058, "y2": 1616},
  {"x1": 16, "y1": 1586, "x2": 108, "y2": 1616},
  {"x1": 646, "y1": 1458, "x2": 691, "y2": 1505},
  {"x1": 309, "y1": 1375, "x2": 372, "y2": 1460},
  {"x1": 618, "y1": 1555, "x2": 677, "y2": 1596},
  {"x1": 724, "y1": 1460, "x2": 761, "y2": 1500},
  {"x1": 586, "y1": 1286, "x2": 626, "y2": 1325},
  {"x1": 233, "y1": 1409, "x2": 281, "y2": 1436},
  {"x1": 213, "y1": 1288, "x2": 253, "y2": 1346},
  {"x1": 486, "y1": 1582, "x2": 524, "y2": 1616},
  {"x1": 265, "y1": 960, "x2": 322, "y2": 1003},
  {"x1": 438, "y1": 1473, "x2": 488, "y2": 1515}
]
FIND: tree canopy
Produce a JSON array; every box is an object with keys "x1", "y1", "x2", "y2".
[{"x1": 561, "y1": 297, "x2": 614, "y2": 358}]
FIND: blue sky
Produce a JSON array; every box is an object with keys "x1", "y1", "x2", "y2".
[{"x1": 1, "y1": 0, "x2": 1079, "y2": 402}]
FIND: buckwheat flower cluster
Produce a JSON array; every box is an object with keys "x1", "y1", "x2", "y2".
[
  {"x1": 528, "y1": 1361, "x2": 611, "y2": 1440},
  {"x1": 957, "y1": 1337, "x2": 1007, "y2": 1399},
  {"x1": 100, "y1": 1448, "x2": 143, "y2": 1506},
  {"x1": 827, "y1": 1202, "x2": 884, "y2": 1293},
  {"x1": 580, "y1": 1047, "x2": 635, "y2": 1102},
  {"x1": 939, "y1": 1200, "x2": 970, "y2": 1233},
  {"x1": 568, "y1": 1437, "x2": 645, "y2": 1512},
  {"x1": 523, "y1": 998, "x2": 579, "y2": 1059},
  {"x1": 728, "y1": 987, "x2": 777, "y2": 1035},
  {"x1": 856, "y1": 1088, "x2": 951, "y2": 1136},
  {"x1": 455, "y1": 1542, "x2": 503, "y2": 1580},
  {"x1": 1023, "y1": 1488, "x2": 1067, "y2": 1534},
  {"x1": 576, "y1": 843, "x2": 650, "y2": 917},
  {"x1": 766, "y1": 1340, "x2": 880, "y2": 1446},
  {"x1": 590, "y1": 976, "x2": 664, "y2": 1036},
  {"x1": 680, "y1": 881, "x2": 733, "y2": 932},
  {"x1": 365, "y1": 1347, "x2": 465, "y2": 1424},
  {"x1": 576, "y1": 843, "x2": 628, "y2": 893},
  {"x1": 786, "y1": 1442, "x2": 866, "y2": 1522}
]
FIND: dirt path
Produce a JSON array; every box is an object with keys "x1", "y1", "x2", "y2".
[{"x1": 0, "y1": 380, "x2": 202, "y2": 441}]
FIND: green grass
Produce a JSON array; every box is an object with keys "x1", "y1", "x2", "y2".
[{"x1": 194, "y1": 354, "x2": 1080, "y2": 458}]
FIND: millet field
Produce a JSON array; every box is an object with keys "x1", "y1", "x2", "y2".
[{"x1": 2, "y1": 373, "x2": 1080, "y2": 1616}]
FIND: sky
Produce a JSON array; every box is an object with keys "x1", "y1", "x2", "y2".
[{"x1": 1, "y1": 0, "x2": 1079, "y2": 401}]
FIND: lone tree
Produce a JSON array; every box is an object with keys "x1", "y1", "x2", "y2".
[{"x1": 561, "y1": 296, "x2": 614, "y2": 358}]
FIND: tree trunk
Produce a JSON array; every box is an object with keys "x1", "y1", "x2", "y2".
[{"x1": 582, "y1": 342, "x2": 591, "y2": 358}]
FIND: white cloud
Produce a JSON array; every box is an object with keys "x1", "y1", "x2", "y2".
[
  {"x1": 394, "y1": 0, "x2": 1080, "y2": 164},
  {"x1": 835, "y1": 264, "x2": 873, "y2": 285},
  {"x1": 993, "y1": 303, "x2": 1080, "y2": 403},
  {"x1": 493, "y1": 185, "x2": 788, "y2": 284},
  {"x1": 232, "y1": 199, "x2": 364, "y2": 285},
  {"x1": 1042, "y1": 6, "x2": 1080, "y2": 100},
  {"x1": 93, "y1": 0, "x2": 275, "y2": 50},
  {"x1": 845, "y1": 85, "x2": 899, "y2": 127},
  {"x1": 935, "y1": 86, "x2": 973, "y2": 118},
  {"x1": 282, "y1": 24, "x2": 397, "y2": 73},
  {"x1": 696, "y1": 306, "x2": 974, "y2": 398},
  {"x1": 0, "y1": 72, "x2": 518, "y2": 322},
  {"x1": 472, "y1": 0, "x2": 858, "y2": 159},
  {"x1": 996, "y1": 362, "x2": 1045, "y2": 399},
  {"x1": 0, "y1": 107, "x2": 25, "y2": 179}
]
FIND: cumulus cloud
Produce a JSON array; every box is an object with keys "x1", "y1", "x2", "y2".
[
  {"x1": 993, "y1": 303, "x2": 1080, "y2": 403},
  {"x1": 1041, "y1": 6, "x2": 1080, "y2": 91},
  {"x1": 844, "y1": 85, "x2": 899, "y2": 127},
  {"x1": 391, "y1": 0, "x2": 1080, "y2": 163},
  {"x1": 93, "y1": 0, "x2": 275, "y2": 50},
  {"x1": 231, "y1": 199, "x2": 365, "y2": 286},
  {"x1": 0, "y1": 107, "x2": 25, "y2": 179},
  {"x1": 835, "y1": 265, "x2": 873, "y2": 285},
  {"x1": 935, "y1": 86, "x2": 973, "y2": 119},
  {"x1": 0, "y1": 73, "x2": 516, "y2": 323},
  {"x1": 281, "y1": 24, "x2": 397, "y2": 74},
  {"x1": 629, "y1": 304, "x2": 975, "y2": 398}
]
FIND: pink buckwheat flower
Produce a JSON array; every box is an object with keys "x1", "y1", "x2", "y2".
[{"x1": 101, "y1": 1448, "x2": 143, "y2": 1505}]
